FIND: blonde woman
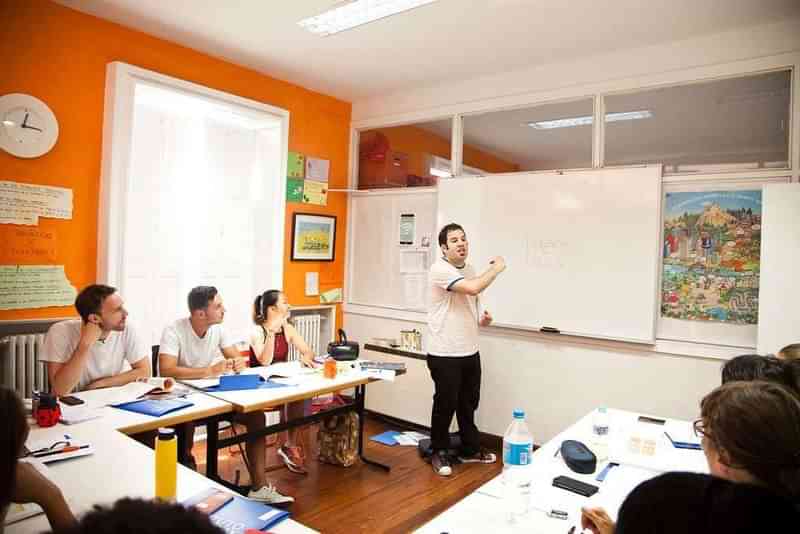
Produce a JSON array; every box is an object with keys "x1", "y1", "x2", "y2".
[{"x1": 249, "y1": 290, "x2": 317, "y2": 474}]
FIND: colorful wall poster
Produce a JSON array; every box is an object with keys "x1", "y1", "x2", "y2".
[
  {"x1": 286, "y1": 178, "x2": 304, "y2": 203},
  {"x1": 661, "y1": 190, "x2": 761, "y2": 325},
  {"x1": 302, "y1": 180, "x2": 328, "y2": 206},
  {"x1": 291, "y1": 214, "x2": 336, "y2": 261},
  {"x1": 287, "y1": 151, "x2": 305, "y2": 178}
]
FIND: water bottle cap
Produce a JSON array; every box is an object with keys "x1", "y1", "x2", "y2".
[
  {"x1": 157, "y1": 427, "x2": 175, "y2": 440},
  {"x1": 513, "y1": 409, "x2": 525, "y2": 419}
]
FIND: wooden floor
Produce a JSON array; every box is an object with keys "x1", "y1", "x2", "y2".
[{"x1": 193, "y1": 416, "x2": 502, "y2": 533}]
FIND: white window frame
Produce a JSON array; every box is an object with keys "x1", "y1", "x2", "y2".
[{"x1": 98, "y1": 61, "x2": 289, "y2": 294}]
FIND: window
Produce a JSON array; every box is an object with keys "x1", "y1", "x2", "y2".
[
  {"x1": 461, "y1": 98, "x2": 594, "y2": 172},
  {"x1": 604, "y1": 70, "x2": 791, "y2": 172},
  {"x1": 99, "y1": 63, "x2": 288, "y2": 344}
]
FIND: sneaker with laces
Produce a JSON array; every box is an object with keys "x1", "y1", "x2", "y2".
[
  {"x1": 431, "y1": 451, "x2": 452, "y2": 476},
  {"x1": 277, "y1": 445, "x2": 308, "y2": 475},
  {"x1": 458, "y1": 449, "x2": 497, "y2": 464},
  {"x1": 247, "y1": 484, "x2": 294, "y2": 505}
]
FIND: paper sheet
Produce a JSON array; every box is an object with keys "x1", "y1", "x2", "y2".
[
  {"x1": 0, "y1": 265, "x2": 77, "y2": 310},
  {"x1": 320, "y1": 287, "x2": 342, "y2": 303},
  {"x1": 302, "y1": 180, "x2": 328, "y2": 206},
  {"x1": 402, "y1": 273, "x2": 426, "y2": 309},
  {"x1": 305, "y1": 157, "x2": 330, "y2": 183},
  {"x1": 0, "y1": 180, "x2": 73, "y2": 225}
]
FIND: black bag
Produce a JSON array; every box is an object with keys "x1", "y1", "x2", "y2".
[{"x1": 327, "y1": 329, "x2": 359, "y2": 361}]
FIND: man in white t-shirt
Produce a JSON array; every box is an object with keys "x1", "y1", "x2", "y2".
[
  {"x1": 41, "y1": 284, "x2": 150, "y2": 396},
  {"x1": 158, "y1": 286, "x2": 292, "y2": 505},
  {"x1": 427, "y1": 223, "x2": 506, "y2": 476}
]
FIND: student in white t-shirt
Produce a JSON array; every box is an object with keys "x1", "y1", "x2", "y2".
[
  {"x1": 158, "y1": 286, "x2": 293, "y2": 505},
  {"x1": 427, "y1": 223, "x2": 506, "y2": 477},
  {"x1": 41, "y1": 285, "x2": 150, "y2": 396}
]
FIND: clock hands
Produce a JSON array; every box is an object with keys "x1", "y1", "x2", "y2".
[{"x1": 20, "y1": 112, "x2": 43, "y2": 132}]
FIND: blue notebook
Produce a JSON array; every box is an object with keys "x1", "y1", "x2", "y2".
[
  {"x1": 183, "y1": 488, "x2": 290, "y2": 533},
  {"x1": 206, "y1": 374, "x2": 289, "y2": 392},
  {"x1": 112, "y1": 398, "x2": 193, "y2": 417},
  {"x1": 370, "y1": 430, "x2": 401, "y2": 446}
]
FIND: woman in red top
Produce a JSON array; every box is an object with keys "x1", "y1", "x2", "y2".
[{"x1": 249, "y1": 290, "x2": 316, "y2": 474}]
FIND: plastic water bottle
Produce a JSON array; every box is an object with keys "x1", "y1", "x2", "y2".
[
  {"x1": 503, "y1": 409, "x2": 533, "y2": 523},
  {"x1": 590, "y1": 407, "x2": 610, "y2": 461},
  {"x1": 155, "y1": 427, "x2": 177, "y2": 500}
]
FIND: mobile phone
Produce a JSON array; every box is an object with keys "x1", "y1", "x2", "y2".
[
  {"x1": 637, "y1": 415, "x2": 666, "y2": 425},
  {"x1": 59, "y1": 395, "x2": 85, "y2": 406},
  {"x1": 193, "y1": 489, "x2": 233, "y2": 515},
  {"x1": 552, "y1": 475, "x2": 599, "y2": 497}
]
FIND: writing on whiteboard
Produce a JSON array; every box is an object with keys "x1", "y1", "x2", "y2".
[{"x1": 527, "y1": 237, "x2": 568, "y2": 270}]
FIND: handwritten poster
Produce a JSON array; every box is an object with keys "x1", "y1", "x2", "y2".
[
  {"x1": 0, "y1": 181, "x2": 73, "y2": 225},
  {"x1": 287, "y1": 152, "x2": 305, "y2": 179},
  {"x1": 302, "y1": 180, "x2": 328, "y2": 206},
  {"x1": 0, "y1": 227, "x2": 57, "y2": 263},
  {"x1": 0, "y1": 265, "x2": 77, "y2": 310},
  {"x1": 305, "y1": 157, "x2": 330, "y2": 183}
]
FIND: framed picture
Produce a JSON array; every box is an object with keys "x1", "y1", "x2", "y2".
[{"x1": 291, "y1": 213, "x2": 336, "y2": 261}]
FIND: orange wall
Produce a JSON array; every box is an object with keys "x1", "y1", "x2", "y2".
[
  {"x1": 0, "y1": 0, "x2": 351, "y2": 327},
  {"x1": 373, "y1": 125, "x2": 519, "y2": 175}
]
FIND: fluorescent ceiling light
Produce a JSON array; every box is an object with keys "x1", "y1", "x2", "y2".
[
  {"x1": 527, "y1": 110, "x2": 653, "y2": 130},
  {"x1": 298, "y1": 0, "x2": 439, "y2": 36}
]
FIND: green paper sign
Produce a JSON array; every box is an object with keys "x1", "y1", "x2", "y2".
[
  {"x1": 287, "y1": 151, "x2": 305, "y2": 178},
  {"x1": 286, "y1": 178, "x2": 304, "y2": 202}
]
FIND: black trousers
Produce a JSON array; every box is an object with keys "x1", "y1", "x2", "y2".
[{"x1": 427, "y1": 352, "x2": 481, "y2": 454}]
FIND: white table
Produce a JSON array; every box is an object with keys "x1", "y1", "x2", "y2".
[{"x1": 417, "y1": 409, "x2": 708, "y2": 533}]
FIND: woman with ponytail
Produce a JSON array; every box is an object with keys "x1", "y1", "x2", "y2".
[{"x1": 249, "y1": 290, "x2": 317, "y2": 475}]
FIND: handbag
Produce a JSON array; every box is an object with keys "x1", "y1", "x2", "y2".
[{"x1": 327, "y1": 329, "x2": 359, "y2": 361}]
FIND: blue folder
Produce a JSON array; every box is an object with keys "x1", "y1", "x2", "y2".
[
  {"x1": 370, "y1": 430, "x2": 401, "y2": 446},
  {"x1": 112, "y1": 398, "x2": 193, "y2": 417},
  {"x1": 205, "y1": 373, "x2": 289, "y2": 392},
  {"x1": 183, "y1": 487, "x2": 290, "y2": 533}
]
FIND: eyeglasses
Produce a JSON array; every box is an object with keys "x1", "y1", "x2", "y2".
[{"x1": 693, "y1": 418, "x2": 709, "y2": 440}]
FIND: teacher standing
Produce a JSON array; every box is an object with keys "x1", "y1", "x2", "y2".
[{"x1": 426, "y1": 222, "x2": 506, "y2": 476}]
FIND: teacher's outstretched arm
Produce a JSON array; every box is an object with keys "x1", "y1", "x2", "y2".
[{"x1": 450, "y1": 256, "x2": 506, "y2": 296}]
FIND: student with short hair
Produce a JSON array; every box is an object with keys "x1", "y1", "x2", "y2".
[
  {"x1": 1, "y1": 387, "x2": 75, "y2": 531},
  {"x1": 45, "y1": 498, "x2": 222, "y2": 534},
  {"x1": 721, "y1": 353, "x2": 800, "y2": 395},
  {"x1": 249, "y1": 290, "x2": 317, "y2": 475},
  {"x1": 41, "y1": 284, "x2": 150, "y2": 396},
  {"x1": 581, "y1": 381, "x2": 800, "y2": 534},
  {"x1": 426, "y1": 223, "x2": 506, "y2": 476},
  {"x1": 158, "y1": 286, "x2": 292, "y2": 504}
]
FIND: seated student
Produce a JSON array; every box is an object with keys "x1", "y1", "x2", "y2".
[
  {"x1": 721, "y1": 353, "x2": 800, "y2": 394},
  {"x1": 611, "y1": 471, "x2": 799, "y2": 534},
  {"x1": 158, "y1": 286, "x2": 292, "y2": 505},
  {"x1": 41, "y1": 284, "x2": 150, "y2": 396},
  {"x1": 45, "y1": 498, "x2": 221, "y2": 534},
  {"x1": 778, "y1": 343, "x2": 800, "y2": 361},
  {"x1": 249, "y1": 290, "x2": 317, "y2": 474},
  {"x1": 1, "y1": 387, "x2": 75, "y2": 531},
  {"x1": 581, "y1": 381, "x2": 800, "y2": 534}
]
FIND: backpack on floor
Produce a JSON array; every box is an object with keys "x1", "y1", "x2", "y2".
[{"x1": 318, "y1": 412, "x2": 359, "y2": 467}]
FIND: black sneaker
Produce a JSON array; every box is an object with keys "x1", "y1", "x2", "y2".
[
  {"x1": 432, "y1": 451, "x2": 452, "y2": 476},
  {"x1": 458, "y1": 448, "x2": 497, "y2": 464}
]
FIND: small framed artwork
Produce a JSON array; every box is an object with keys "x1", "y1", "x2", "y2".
[{"x1": 291, "y1": 213, "x2": 336, "y2": 261}]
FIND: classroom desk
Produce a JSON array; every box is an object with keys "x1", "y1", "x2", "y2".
[
  {"x1": 7, "y1": 416, "x2": 316, "y2": 534},
  {"x1": 417, "y1": 409, "x2": 708, "y2": 534},
  {"x1": 199, "y1": 367, "x2": 402, "y2": 484}
]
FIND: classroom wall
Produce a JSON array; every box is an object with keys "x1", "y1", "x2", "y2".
[
  {"x1": 345, "y1": 18, "x2": 800, "y2": 442},
  {"x1": 369, "y1": 125, "x2": 519, "y2": 176},
  {"x1": 0, "y1": 0, "x2": 351, "y2": 327}
]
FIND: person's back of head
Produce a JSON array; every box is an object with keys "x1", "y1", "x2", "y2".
[
  {"x1": 0, "y1": 386, "x2": 28, "y2": 511},
  {"x1": 616, "y1": 472, "x2": 800, "y2": 534},
  {"x1": 700, "y1": 381, "x2": 800, "y2": 502},
  {"x1": 721, "y1": 354, "x2": 800, "y2": 396},
  {"x1": 779, "y1": 343, "x2": 800, "y2": 361},
  {"x1": 46, "y1": 498, "x2": 223, "y2": 534}
]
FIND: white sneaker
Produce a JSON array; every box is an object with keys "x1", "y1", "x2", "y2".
[{"x1": 247, "y1": 484, "x2": 294, "y2": 505}]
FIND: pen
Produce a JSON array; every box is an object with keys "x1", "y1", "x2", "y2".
[
  {"x1": 32, "y1": 445, "x2": 89, "y2": 458},
  {"x1": 568, "y1": 526, "x2": 576, "y2": 534}
]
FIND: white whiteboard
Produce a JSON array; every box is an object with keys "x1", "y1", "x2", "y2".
[
  {"x1": 757, "y1": 183, "x2": 800, "y2": 355},
  {"x1": 438, "y1": 167, "x2": 662, "y2": 343},
  {"x1": 348, "y1": 191, "x2": 437, "y2": 311}
]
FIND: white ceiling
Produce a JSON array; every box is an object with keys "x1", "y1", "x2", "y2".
[{"x1": 56, "y1": 0, "x2": 800, "y2": 103}]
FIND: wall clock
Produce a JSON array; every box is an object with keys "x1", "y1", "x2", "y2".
[{"x1": 0, "y1": 93, "x2": 59, "y2": 158}]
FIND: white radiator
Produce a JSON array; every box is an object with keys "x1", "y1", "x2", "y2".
[
  {"x1": 290, "y1": 314, "x2": 321, "y2": 360},
  {"x1": 0, "y1": 334, "x2": 49, "y2": 398}
]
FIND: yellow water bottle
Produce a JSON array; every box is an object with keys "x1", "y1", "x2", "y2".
[{"x1": 155, "y1": 427, "x2": 177, "y2": 500}]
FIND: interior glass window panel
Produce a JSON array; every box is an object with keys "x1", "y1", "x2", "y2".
[
  {"x1": 461, "y1": 98, "x2": 594, "y2": 173},
  {"x1": 358, "y1": 119, "x2": 451, "y2": 189},
  {"x1": 604, "y1": 70, "x2": 791, "y2": 172}
]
